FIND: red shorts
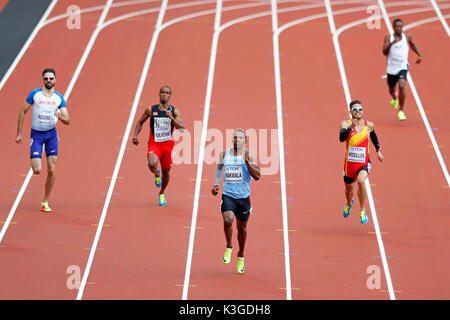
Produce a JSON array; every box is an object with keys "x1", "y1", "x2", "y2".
[{"x1": 147, "y1": 140, "x2": 175, "y2": 169}]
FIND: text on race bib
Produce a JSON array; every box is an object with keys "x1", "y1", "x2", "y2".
[
  {"x1": 224, "y1": 165, "x2": 243, "y2": 183},
  {"x1": 347, "y1": 146, "x2": 366, "y2": 163},
  {"x1": 154, "y1": 117, "x2": 172, "y2": 142}
]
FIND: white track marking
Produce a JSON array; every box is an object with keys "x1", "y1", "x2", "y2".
[
  {"x1": 0, "y1": 0, "x2": 58, "y2": 92},
  {"x1": 0, "y1": 0, "x2": 114, "y2": 245},
  {"x1": 182, "y1": 0, "x2": 223, "y2": 301},
  {"x1": 404, "y1": 13, "x2": 450, "y2": 30},
  {"x1": 377, "y1": 0, "x2": 450, "y2": 187},
  {"x1": 271, "y1": 0, "x2": 292, "y2": 301},
  {"x1": 429, "y1": 0, "x2": 450, "y2": 36},
  {"x1": 324, "y1": 0, "x2": 396, "y2": 300},
  {"x1": 75, "y1": 0, "x2": 169, "y2": 300}
]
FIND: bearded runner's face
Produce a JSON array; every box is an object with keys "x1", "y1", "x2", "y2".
[{"x1": 43, "y1": 72, "x2": 55, "y2": 90}]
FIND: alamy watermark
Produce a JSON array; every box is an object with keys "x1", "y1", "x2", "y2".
[{"x1": 172, "y1": 121, "x2": 280, "y2": 175}]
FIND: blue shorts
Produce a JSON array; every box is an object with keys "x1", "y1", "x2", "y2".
[{"x1": 30, "y1": 128, "x2": 59, "y2": 159}]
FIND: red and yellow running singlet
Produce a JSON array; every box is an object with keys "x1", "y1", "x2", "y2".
[{"x1": 344, "y1": 120, "x2": 370, "y2": 178}]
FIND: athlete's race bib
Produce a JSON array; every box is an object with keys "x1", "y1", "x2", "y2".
[
  {"x1": 347, "y1": 146, "x2": 366, "y2": 163},
  {"x1": 154, "y1": 118, "x2": 172, "y2": 142},
  {"x1": 224, "y1": 165, "x2": 243, "y2": 183}
]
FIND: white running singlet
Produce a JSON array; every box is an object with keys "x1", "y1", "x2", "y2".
[{"x1": 386, "y1": 32, "x2": 409, "y2": 75}]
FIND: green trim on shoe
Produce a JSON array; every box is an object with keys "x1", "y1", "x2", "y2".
[
  {"x1": 159, "y1": 194, "x2": 166, "y2": 206},
  {"x1": 41, "y1": 201, "x2": 52, "y2": 212},
  {"x1": 360, "y1": 210, "x2": 369, "y2": 224},
  {"x1": 223, "y1": 248, "x2": 232, "y2": 264},
  {"x1": 237, "y1": 256, "x2": 245, "y2": 274}
]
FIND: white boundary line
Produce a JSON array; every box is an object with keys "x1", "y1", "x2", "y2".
[
  {"x1": 75, "y1": 0, "x2": 169, "y2": 300},
  {"x1": 377, "y1": 0, "x2": 450, "y2": 187},
  {"x1": 429, "y1": 0, "x2": 450, "y2": 36},
  {"x1": 324, "y1": 0, "x2": 396, "y2": 300},
  {"x1": 0, "y1": 0, "x2": 114, "y2": 245},
  {"x1": 271, "y1": 0, "x2": 292, "y2": 301},
  {"x1": 0, "y1": 0, "x2": 58, "y2": 92}
]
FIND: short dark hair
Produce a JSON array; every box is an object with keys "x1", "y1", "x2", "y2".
[
  {"x1": 234, "y1": 128, "x2": 246, "y2": 138},
  {"x1": 349, "y1": 100, "x2": 362, "y2": 109},
  {"x1": 393, "y1": 18, "x2": 403, "y2": 26},
  {"x1": 160, "y1": 85, "x2": 172, "y2": 94},
  {"x1": 42, "y1": 68, "x2": 55, "y2": 77}
]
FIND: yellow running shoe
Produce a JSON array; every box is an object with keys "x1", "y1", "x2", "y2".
[
  {"x1": 360, "y1": 210, "x2": 368, "y2": 224},
  {"x1": 155, "y1": 169, "x2": 161, "y2": 188},
  {"x1": 41, "y1": 201, "x2": 52, "y2": 212},
  {"x1": 398, "y1": 110, "x2": 406, "y2": 121},
  {"x1": 237, "y1": 256, "x2": 245, "y2": 274},
  {"x1": 391, "y1": 98, "x2": 399, "y2": 109},
  {"x1": 159, "y1": 194, "x2": 166, "y2": 206},
  {"x1": 223, "y1": 248, "x2": 232, "y2": 264}
]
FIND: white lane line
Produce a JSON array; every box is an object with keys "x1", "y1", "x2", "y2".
[
  {"x1": 179, "y1": 0, "x2": 429, "y2": 301},
  {"x1": 324, "y1": 0, "x2": 396, "y2": 300},
  {"x1": 271, "y1": 0, "x2": 292, "y2": 301},
  {"x1": 0, "y1": 0, "x2": 114, "y2": 245},
  {"x1": 75, "y1": 0, "x2": 169, "y2": 300},
  {"x1": 0, "y1": 0, "x2": 58, "y2": 92},
  {"x1": 377, "y1": 0, "x2": 450, "y2": 187},
  {"x1": 182, "y1": 0, "x2": 223, "y2": 301},
  {"x1": 429, "y1": 0, "x2": 450, "y2": 36},
  {"x1": 404, "y1": 13, "x2": 450, "y2": 30},
  {"x1": 181, "y1": 0, "x2": 340, "y2": 301}
]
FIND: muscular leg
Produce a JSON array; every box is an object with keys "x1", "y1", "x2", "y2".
[
  {"x1": 222, "y1": 211, "x2": 234, "y2": 249},
  {"x1": 356, "y1": 170, "x2": 369, "y2": 212},
  {"x1": 147, "y1": 154, "x2": 160, "y2": 176},
  {"x1": 389, "y1": 85, "x2": 397, "y2": 100},
  {"x1": 160, "y1": 167, "x2": 170, "y2": 195},
  {"x1": 398, "y1": 79, "x2": 406, "y2": 111},
  {"x1": 44, "y1": 155, "x2": 57, "y2": 202},
  {"x1": 344, "y1": 181, "x2": 354, "y2": 206},
  {"x1": 31, "y1": 158, "x2": 42, "y2": 175},
  {"x1": 236, "y1": 218, "x2": 248, "y2": 258}
]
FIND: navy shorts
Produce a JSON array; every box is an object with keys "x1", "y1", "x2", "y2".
[
  {"x1": 220, "y1": 194, "x2": 252, "y2": 222},
  {"x1": 30, "y1": 128, "x2": 59, "y2": 159},
  {"x1": 387, "y1": 69, "x2": 408, "y2": 88}
]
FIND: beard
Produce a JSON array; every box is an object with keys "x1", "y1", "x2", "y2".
[{"x1": 45, "y1": 82, "x2": 54, "y2": 90}]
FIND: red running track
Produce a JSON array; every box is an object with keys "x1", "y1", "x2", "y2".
[{"x1": 0, "y1": 0, "x2": 448, "y2": 300}]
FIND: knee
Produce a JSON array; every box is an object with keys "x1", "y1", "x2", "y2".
[
  {"x1": 223, "y1": 217, "x2": 233, "y2": 228},
  {"x1": 357, "y1": 179, "x2": 365, "y2": 189},
  {"x1": 48, "y1": 166, "x2": 56, "y2": 176},
  {"x1": 32, "y1": 168, "x2": 42, "y2": 175},
  {"x1": 237, "y1": 224, "x2": 246, "y2": 233}
]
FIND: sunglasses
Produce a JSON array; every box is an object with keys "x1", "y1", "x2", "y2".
[
  {"x1": 43, "y1": 77, "x2": 55, "y2": 81},
  {"x1": 351, "y1": 107, "x2": 363, "y2": 111}
]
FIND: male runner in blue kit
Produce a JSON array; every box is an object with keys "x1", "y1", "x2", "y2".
[
  {"x1": 211, "y1": 129, "x2": 261, "y2": 274},
  {"x1": 16, "y1": 68, "x2": 70, "y2": 212}
]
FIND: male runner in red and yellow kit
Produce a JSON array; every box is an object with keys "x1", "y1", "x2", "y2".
[
  {"x1": 339, "y1": 100, "x2": 384, "y2": 224},
  {"x1": 132, "y1": 86, "x2": 184, "y2": 206}
]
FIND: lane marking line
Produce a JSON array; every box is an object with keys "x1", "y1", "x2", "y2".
[{"x1": 325, "y1": 0, "x2": 396, "y2": 300}]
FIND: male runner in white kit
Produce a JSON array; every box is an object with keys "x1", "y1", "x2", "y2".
[
  {"x1": 211, "y1": 129, "x2": 260, "y2": 274},
  {"x1": 383, "y1": 18, "x2": 422, "y2": 121},
  {"x1": 16, "y1": 68, "x2": 70, "y2": 212}
]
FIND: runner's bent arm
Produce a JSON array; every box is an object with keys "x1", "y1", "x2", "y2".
[
  {"x1": 245, "y1": 149, "x2": 261, "y2": 181},
  {"x1": 368, "y1": 122, "x2": 384, "y2": 161},
  {"x1": 57, "y1": 107, "x2": 70, "y2": 125},
  {"x1": 407, "y1": 34, "x2": 422, "y2": 63},
  {"x1": 132, "y1": 108, "x2": 151, "y2": 145},
  {"x1": 339, "y1": 120, "x2": 352, "y2": 142},
  {"x1": 212, "y1": 150, "x2": 225, "y2": 195},
  {"x1": 16, "y1": 102, "x2": 32, "y2": 143},
  {"x1": 167, "y1": 108, "x2": 185, "y2": 131}
]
